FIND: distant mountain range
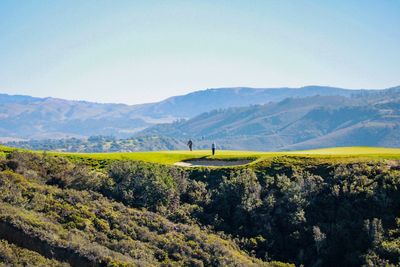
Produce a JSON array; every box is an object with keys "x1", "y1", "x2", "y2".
[
  {"x1": 140, "y1": 87, "x2": 400, "y2": 150},
  {"x1": 135, "y1": 86, "x2": 367, "y2": 118},
  {"x1": 1, "y1": 85, "x2": 400, "y2": 151}
]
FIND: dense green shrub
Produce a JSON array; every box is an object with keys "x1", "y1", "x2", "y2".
[
  {"x1": 107, "y1": 161, "x2": 187, "y2": 213},
  {"x1": 0, "y1": 168, "x2": 279, "y2": 266},
  {"x1": 1, "y1": 151, "x2": 400, "y2": 266}
]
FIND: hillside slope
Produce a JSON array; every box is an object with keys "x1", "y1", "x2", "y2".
[
  {"x1": 0, "y1": 94, "x2": 153, "y2": 139},
  {"x1": 0, "y1": 86, "x2": 387, "y2": 140},
  {"x1": 1, "y1": 149, "x2": 399, "y2": 266},
  {"x1": 0, "y1": 156, "x2": 283, "y2": 267},
  {"x1": 141, "y1": 89, "x2": 400, "y2": 151},
  {"x1": 135, "y1": 86, "x2": 364, "y2": 118}
]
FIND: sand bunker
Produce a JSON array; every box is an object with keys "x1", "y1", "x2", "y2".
[{"x1": 174, "y1": 159, "x2": 253, "y2": 167}]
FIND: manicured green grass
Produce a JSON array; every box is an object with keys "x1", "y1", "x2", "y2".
[
  {"x1": 286, "y1": 146, "x2": 400, "y2": 155},
  {"x1": 51, "y1": 150, "x2": 269, "y2": 164},
  {"x1": 2, "y1": 145, "x2": 400, "y2": 165},
  {"x1": 52, "y1": 146, "x2": 400, "y2": 164},
  {"x1": 283, "y1": 146, "x2": 400, "y2": 161}
]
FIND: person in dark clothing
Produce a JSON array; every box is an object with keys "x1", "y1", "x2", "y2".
[
  {"x1": 211, "y1": 142, "x2": 216, "y2": 155},
  {"x1": 187, "y1": 139, "x2": 193, "y2": 151}
]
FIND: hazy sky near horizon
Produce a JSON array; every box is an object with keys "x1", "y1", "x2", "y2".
[{"x1": 0, "y1": 1, "x2": 399, "y2": 104}]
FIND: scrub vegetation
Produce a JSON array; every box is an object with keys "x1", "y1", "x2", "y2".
[{"x1": 0, "y1": 146, "x2": 400, "y2": 266}]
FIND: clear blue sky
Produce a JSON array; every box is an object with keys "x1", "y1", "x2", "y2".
[{"x1": 0, "y1": 1, "x2": 399, "y2": 104}]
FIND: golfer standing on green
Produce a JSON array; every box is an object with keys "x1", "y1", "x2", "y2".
[
  {"x1": 187, "y1": 139, "x2": 193, "y2": 151},
  {"x1": 211, "y1": 142, "x2": 216, "y2": 155}
]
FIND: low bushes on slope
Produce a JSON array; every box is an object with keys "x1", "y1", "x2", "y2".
[
  {"x1": 0, "y1": 239, "x2": 69, "y2": 267},
  {"x1": 2, "y1": 150, "x2": 400, "y2": 266},
  {"x1": 0, "y1": 169, "x2": 284, "y2": 267}
]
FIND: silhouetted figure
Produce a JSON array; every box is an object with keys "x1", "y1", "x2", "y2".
[
  {"x1": 187, "y1": 139, "x2": 193, "y2": 151},
  {"x1": 212, "y1": 142, "x2": 216, "y2": 155}
]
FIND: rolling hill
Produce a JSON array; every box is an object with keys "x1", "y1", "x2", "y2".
[
  {"x1": 0, "y1": 94, "x2": 153, "y2": 139},
  {"x1": 141, "y1": 88, "x2": 400, "y2": 151},
  {"x1": 0, "y1": 85, "x2": 386, "y2": 140},
  {"x1": 134, "y1": 85, "x2": 365, "y2": 118}
]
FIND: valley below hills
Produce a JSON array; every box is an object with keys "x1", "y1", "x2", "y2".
[{"x1": 2, "y1": 85, "x2": 400, "y2": 152}]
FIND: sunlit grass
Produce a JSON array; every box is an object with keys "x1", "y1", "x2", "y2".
[
  {"x1": 51, "y1": 146, "x2": 400, "y2": 164},
  {"x1": 286, "y1": 146, "x2": 400, "y2": 155},
  {"x1": 2, "y1": 145, "x2": 400, "y2": 165},
  {"x1": 51, "y1": 150, "x2": 270, "y2": 164}
]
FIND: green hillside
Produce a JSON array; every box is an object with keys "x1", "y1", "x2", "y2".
[
  {"x1": 1, "y1": 146, "x2": 400, "y2": 266},
  {"x1": 0, "y1": 171, "x2": 280, "y2": 267}
]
